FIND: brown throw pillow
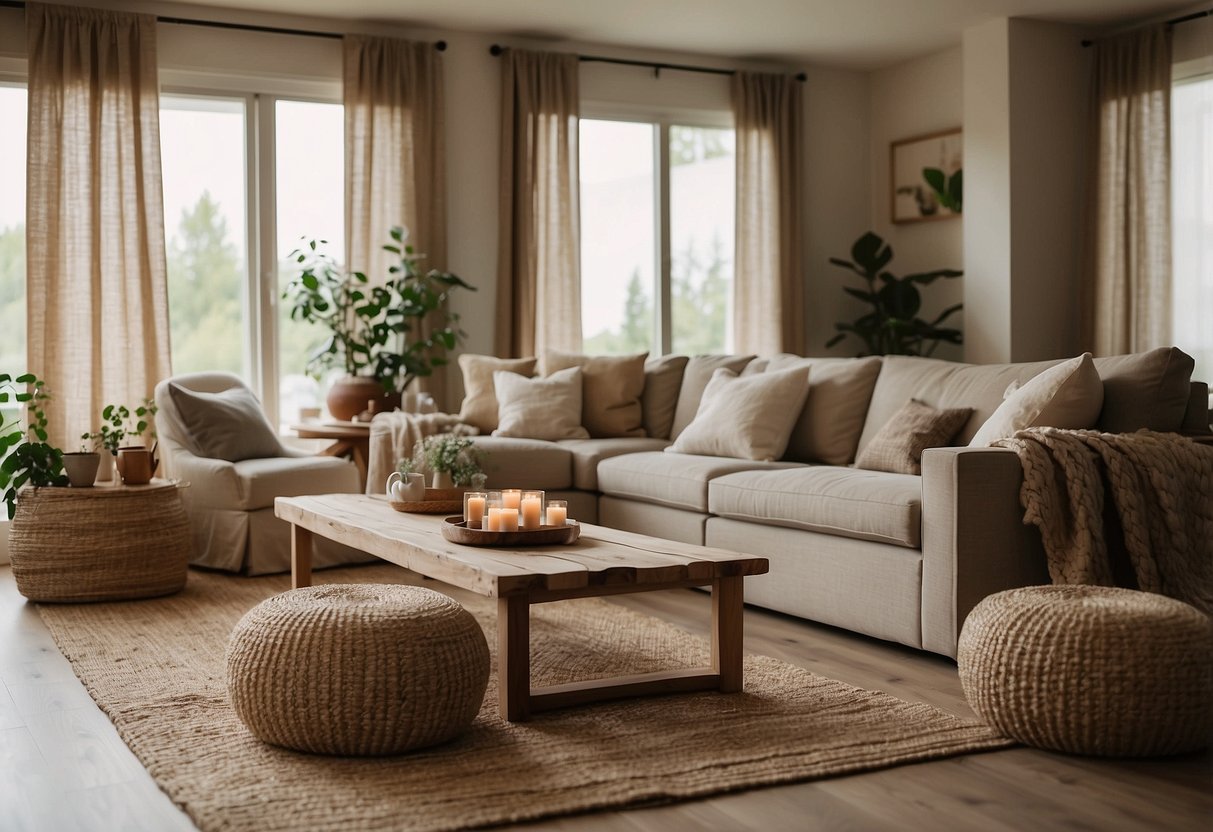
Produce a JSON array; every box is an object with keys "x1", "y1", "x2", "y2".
[
  {"x1": 457, "y1": 354, "x2": 537, "y2": 432},
  {"x1": 855, "y1": 399, "x2": 972, "y2": 475},
  {"x1": 168, "y1": 383, "x2": 283, "y2": 462},
  {"x1": 642, "y1": 354, "x2": 689, "y2": 440},
  {"x1": 543, "y1": 350, "x2": 648, "y2": 438}
]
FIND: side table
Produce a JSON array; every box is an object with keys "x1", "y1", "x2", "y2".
[
  {"x1": 8, "y1": 479, "x2": 190, "y2": 602},
  {"x1": 290, "y1": 421, "x2": 371, "y2": 491}
]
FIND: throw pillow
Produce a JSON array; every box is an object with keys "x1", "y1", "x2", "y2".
[
  {"x1": 543, "y1": 350, "x2": 648, "y2": 438},
  {"x1": 641, "y1": 354, "x2": 690, "y2": 439},
  {"x1": 492, "y1": 366, "x2": 590, "y2": 441},
  {"x1": 666, "y1": 366, "x2": 811, "y2": 461},
  {"x1": 669, "y1": 354, "x2": 757, "y2": 439},
  {"x1": 765, "y1": 354, "x2": 883, "y2": 465},
  {"x1": 168, "y1": 384, "x2": 283, "y2": 462},
  {"x1": 457, "y1": 354, "x2": 537, "y2": 432},
  {"x1": 855, "y1": 399, "x2": 972, "y2": 475},
  {"x1": 969, "y1": 353, "x2": 1104, "y2": 447}
]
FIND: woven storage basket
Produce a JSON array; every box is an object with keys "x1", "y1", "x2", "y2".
[
  {"x1": 958, "y1": 585, "x2": 1213, "y2": 757},
  {"x1": 226, "y1": 584, "x2": 489, "y2": 756},
  {"x1": 9, "y1": 481, "x2": 190, "y2": 603}
]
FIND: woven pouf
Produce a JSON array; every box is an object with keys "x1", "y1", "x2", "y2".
[
  {"x1": 9, "y1": 482, "x2": 190, "y2": 603},
  {"x1": 959, "y1": 585, "x2": 1213, "y2": 757},
  {"x1": 226, "y1": 584, "x2": 489, "y2": 756}
]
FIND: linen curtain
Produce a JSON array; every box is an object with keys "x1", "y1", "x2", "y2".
[
  {"x1": 732, "y1": 71, "x2": 804, "y2": 356},
  {"x1": 26, "y1": 2, "x2": 171, "y2": 449},
  {"x1": 1082, "y1": 26, "x2": 1173, "y2": 355},
  {"x1": 344, "y1": 35, "x2": 448, "y2": 405},
  {"x1": 495, "y1": 48, "x2": 581, "y2": 359}
]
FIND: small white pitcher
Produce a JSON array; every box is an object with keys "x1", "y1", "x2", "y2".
[{"x1": 386, "y1": 471, "x2": 426, "y2": 502}]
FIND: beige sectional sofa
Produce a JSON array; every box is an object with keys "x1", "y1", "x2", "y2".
[{"x1": 372, "y1": 347, "x2": 1209, "y2": 658}]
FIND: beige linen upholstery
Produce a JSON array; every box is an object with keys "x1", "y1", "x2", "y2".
[
  {"x1": 707, "y1": 518, "x2": 924, "y2": 649},
  {"x1": 709, "y1": 467, "x2": 922, "y2": 548},
  {"x1": 469, "y1": 436, "x2": 573, "y2": 489},
  {"x1": 597, "y1": 452, "x2": 798, "y2": 512},
  {"x1": 641, "y1": 355, "x2": 690, "y2": 439},
  {"x1": 766, "y1": 355, "x2": 882, "y2": 465},
  {"x1": 556, "y1": 437, "x2": 671, "y2": 491},
  {"x1": 155, "y1": 373, "x2": 363, "y2": 575},
  {"x1": 543, "y1": 351, "x2": 648, "y2": 437},
  {"x1": 1092, "y1": 347, "x2": 1195, "y2": 432},
  {"x1": 670, "y1": 355, "x2": 756, "y2": 439},
  {"x1": 456, "y1": 354, "x2": 536, "y2": 431},
  {"x1": 492, "y1": 367, "x2": 589, "y2": 440},
  {"x1": 599, "y1": 497, "x2": 709, "y2": 546},
  {"x1": 969, "y1": 353, "x2": 1103, "y2": 447}
]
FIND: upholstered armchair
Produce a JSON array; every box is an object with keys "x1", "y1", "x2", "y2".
[{"x1": 154, "y1": 372, "x2": 368, "y2": 575}]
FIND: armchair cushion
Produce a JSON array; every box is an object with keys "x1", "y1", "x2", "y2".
[
  {"x1": 168, "y1": 383, "x2": 283, "y2": 461},
  {"x1": 184, "y1": 452, "x2": 359, "y2": 511}
]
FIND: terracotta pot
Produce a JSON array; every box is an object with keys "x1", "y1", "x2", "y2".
[
  {"x1": 62, "y1": 452, "x2": 100, "y2": 488},
  {"x1": 326, "y1": 377, "x2": 400, "y2": 422}
]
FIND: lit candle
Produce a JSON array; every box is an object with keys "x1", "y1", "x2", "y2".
[
  {"x1": 486, "y1": 507, "x2": 503, "y2": 532},
  {"x1": 465, "y1": 493, "x2": 487, "y2": 529},
  {"x1": 499, "y1": 507, "x2": 519, "y2": 531},
  {"x1": 520, "y1": 491, "x2": 544, "y2": 529},
  {"x1": 501, "y1": 489, "x2": 522, "y2": 510},
  {"x1": 546, "y1": 500, "x2": 567, "y2": 526}
]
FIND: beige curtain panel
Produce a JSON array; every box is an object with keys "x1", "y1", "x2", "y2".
[
  {"x1": 732, "y1": 71, "x2": 805, "y2": 356},
  {"x1": 26, "y1": 2, "x2": 171, "y2": 449},
  {"x1": 1082, "y1": 26, "x2": 1173, "y2": 356},
  {"x1": 344, "y1": 35, "x2": 448, "y2": 406},
  {"x1": 495, "y1": 49, "x2": 582, "y2": 359}
]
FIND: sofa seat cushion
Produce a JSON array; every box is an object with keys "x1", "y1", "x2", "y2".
[
  {"x1": 556, "y1": 437, "x2": 671, "y2": 491},
  {"x1": 469, "y1": 436, "x2": 572, "y2": 489},
  {"x1": 210, "y1": 456, "x2": 360, "y2": 511},
  {"x1": 708, "y1": 466, "x2": 923, "y2": 548},
  {"x1": 597, "y1": 451, "x2": 799, "y2": 512}
]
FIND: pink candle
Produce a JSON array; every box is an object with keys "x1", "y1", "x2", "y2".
[
  {"x1": 520, "y1": 495, "x2": 543, "y2": 529},
  {"x1": 499, "y1": 507, "x2": 519, "y2": 531},
  {"x1": 501, "y1": 489, "x2": 522, "y2": 510},
  {"x1": 466, "y1": 495, "x2": 486, "y2": 528},
  {"x1": 486, "y1": 507, "x2": 503, "y2": 532},
  {"x1": 546, "y1": 503, "x2": 567, "y2": 526}
]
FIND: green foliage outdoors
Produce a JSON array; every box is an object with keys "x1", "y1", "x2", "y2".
[
  {"x1": 826, "y1": 231, "x2": 963, "y2": 356},
  {"x1": 0, "y1": 374, "x2": 67, "y2": 520}
]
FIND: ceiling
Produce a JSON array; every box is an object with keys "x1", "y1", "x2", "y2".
[{"x1": 166, "y1": 0, "x2": 1195, "y2": 69}]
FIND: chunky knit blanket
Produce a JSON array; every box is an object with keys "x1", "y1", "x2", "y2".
[
  {"x1": 993, "y1": 428, "x2": 1213, "y2": 615},
  {"x1": 364, "y1": 412, "x2": 478, "y2": 496}
]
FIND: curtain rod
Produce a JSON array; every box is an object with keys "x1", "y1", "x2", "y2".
[
  {"x1": 488, "y1": 43, "x2": 807, "y2": 82},
  {"x1": 0, "y1": 0, "x2": 447, "y2": 49},
  {"x1": 1081, "y1": 8, "x2": 1210, "y2": 47}
]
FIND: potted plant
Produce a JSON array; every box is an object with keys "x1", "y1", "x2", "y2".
[
  {"x1": 0, "y1": 373, "x2": 68, "y2": 519},
  {"x1": 826, "y1": 231, "x2": 963, "y2": 356},
  {"x1": 82, "y1": 399, "x2": 158, "y2": 483},
  {"x1": 400, "y1": 434, "x2": 485, "y2": 489},
  {"x1": 283, "y1": 226, "x2": 476, "y2": 421}
]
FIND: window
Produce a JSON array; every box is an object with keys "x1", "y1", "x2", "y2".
[
  {"x1": 579, "y1": 118, "x2": 735, "y2": 356},
  {"x1": 1172, "y1": 73, "x2": 1213, "y2": 386},
  {"x1": 0, "y1": 84, "x2": 26, "y2": 427}
]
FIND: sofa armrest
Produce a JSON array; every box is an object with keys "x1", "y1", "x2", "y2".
[
  {"x1": 920, "y1": 446, "x2": 1049, "y2": 657},
  {"x1": 166, "y1": 448, "x2": 242, "y2": 509}
]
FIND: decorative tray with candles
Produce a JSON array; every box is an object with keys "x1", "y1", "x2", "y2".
[{"x1": 440, "y1": 516, "x2": 581, "y2": 547}]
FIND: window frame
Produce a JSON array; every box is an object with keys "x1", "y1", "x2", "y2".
[{"x1": 579, "y1": 103, "x2": 734, "y2": 357}]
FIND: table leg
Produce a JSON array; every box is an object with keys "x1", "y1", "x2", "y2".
[
  {"x1": 712, "y1": 576, "x2": 744, "y2": 693},
  {"x1": 497, "y1": 594, "x2": 531, "y2": 722},
  {"x1": 291, "y1": 525, "x2": 313, "y2": 589}
]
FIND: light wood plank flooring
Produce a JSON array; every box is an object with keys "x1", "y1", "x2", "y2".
[{"x1": 0, "y1": 565, "x2": 1208, "y2": 831}]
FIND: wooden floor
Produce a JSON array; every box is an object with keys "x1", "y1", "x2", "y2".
[{"x1": 0, "y1": 565, "x2": 1208, "y2": 832}]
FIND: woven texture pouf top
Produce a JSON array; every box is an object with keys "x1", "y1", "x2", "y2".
[
  {"x1": 227, "y1": 584, "x2": 490, "y2": 756},
  {"x1": 958, "y1": 585, "x2": 1213, "y2": 757}
]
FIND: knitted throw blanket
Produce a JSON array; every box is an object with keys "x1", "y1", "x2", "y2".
[
  {"x1": 993, "y1": 427, "x2": 1213, "y2": 615},
  {"x1": 364, "y1": 412, "x2": 478, "y2": 496}
]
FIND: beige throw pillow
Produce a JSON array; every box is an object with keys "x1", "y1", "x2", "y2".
[
  {"x1": 969, "y1": 353, "x2": 1104, "y2": 447},
  {"x1": 457, "y1": 354, "x2": 537, "y2": 432},
  {"x1": 666, "y1": 366, "x2": 811, "y2": 461},
  {"x1": 641, "y1": 354, "x2": 690, "y2": 439},
  {"x1": 766, "y1": 354, "x2": 883, "y2": 465},
  {"x1": 855, "y1": 399, "x2": 972, "y2": 475},
  {"x1": 492, "y1": 366, "x2": 589, "y2": 441},
  {"x1": 168, "y1": 384, "x2": 283, "y2": 462},
  {"x1": 669, "y1": 354, "x2": 757, "y2": 439},
  {"x1": 543, "y1": 350, "x2": 648, "y2": 438}
]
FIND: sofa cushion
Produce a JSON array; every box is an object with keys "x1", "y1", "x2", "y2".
[
  {"x1": 857, "y1": 399, "x2": 972, "y2": 475},
  {"x1": 469, "y1": 436, "x2": 573, "y2": 489},
  {"x1": 556, "y1": 437, "x2": 671, "y2": 491},
  {"x1": 766, "y1": 354, "x2": 883, "y2": 465},
  {"x1": 492, "y1": 367, "x2": 589, "y2": 441},
  {"x1": 597, "y1": 451, "x2": 798, "y2": 512},
  {"x1": 1092, "y1": 347, "x2": 1196, "y2": 433},
  {"x1": 214, "y1": 456, "x2": 358, "y2": 511},
  {"x1": 969, "y1": 353, "x2": 1103, "y2": 446},
  {"x1": 456, "y1": 353, "x2": 536, "y2": 432},
  {"x1": 544, "y1": 350, "x2": 648, "y2": 438},
  {"x1": 641, "y1": 355, "x2": 689, "y2": 440},
  {"x1": 667, "y1": 366, "x2": 811, "y2": 461},
  {"x1": 708, "y1": 467, "x2": 923, "y2": 548},
  {"x1": 670, "y1": 354, "x2": 757, "y2": 439}
]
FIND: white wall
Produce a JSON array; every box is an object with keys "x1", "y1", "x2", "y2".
[
  {"x1": 867, "y1": 46, "x2": 963, "y2": 361},
  {"x1": 0, "y1": 521, "x2": 8, "y2": 567}
]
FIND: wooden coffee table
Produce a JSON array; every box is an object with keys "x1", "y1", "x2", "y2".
[{"x1": 275, "y1": 494, "x2": 768, "y2": 722}]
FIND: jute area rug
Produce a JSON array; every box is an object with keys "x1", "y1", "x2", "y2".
[{"x1": 36, "y1": 565, "x2": 1012, "y2": 831}]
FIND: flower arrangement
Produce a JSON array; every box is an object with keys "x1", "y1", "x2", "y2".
[{"x1": 397, "y1": 433, "x2": 486, "y2": 488}]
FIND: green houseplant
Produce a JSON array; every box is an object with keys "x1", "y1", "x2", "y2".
[
  {"x1": 398, "y1": 434, "x2": 485, "y2": 489},
  {"x1": 283, "y1": 226, "x2": 476, "y2": 421},
  {"x1": 0, "y1": 374, "x2": 68, "y2": 519},
  {"x1": 826, "y1": 231, "x2": 963, "y2": 357}
]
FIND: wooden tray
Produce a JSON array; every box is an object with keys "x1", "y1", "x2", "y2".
[
  {"x1": 390, "y1": 487, "x2": 468, "y2": 515},
  {"x1": 441, "y1": 516, "x2": 581, "y2": 547}
]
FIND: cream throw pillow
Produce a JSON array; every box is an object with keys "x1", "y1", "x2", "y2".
[
  {"x1": 969, "y1": 353, "x2": 1104, "y2": 447},
  {"x1": 666, "y1": 366, "x2": 811, "y2": 461},
  {"x1": 457, "y1": 354, "x2": 536, "y2": 431},
  {"x1": 492, "y1": 366, "x2": 590, "y2": 441},
  {"x1": 543, "y1": 350, "x2": 648, "y2": 438}
]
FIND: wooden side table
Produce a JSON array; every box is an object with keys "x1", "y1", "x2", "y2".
[
  {"x1": 8, "y1": 479, "x2": 190, "y2": 602},
  {"x1": 290, "y1": 421, "x2": 372, "y2": 491}
]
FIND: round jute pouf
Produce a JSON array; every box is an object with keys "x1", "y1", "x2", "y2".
[
  {"x1": 9, "y1": 481, "x2": 190, "y2": 603},
  {"x1": 958, "y1": 585, "x2": 1213, "y2": 757},
  {"x1": 226, "y1": 584, "x2": 489, "y2": 756}
]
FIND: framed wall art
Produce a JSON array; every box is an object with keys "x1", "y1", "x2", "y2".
[{"x1": 890, "y1": 128, "x2": 962, "y2": 224}]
